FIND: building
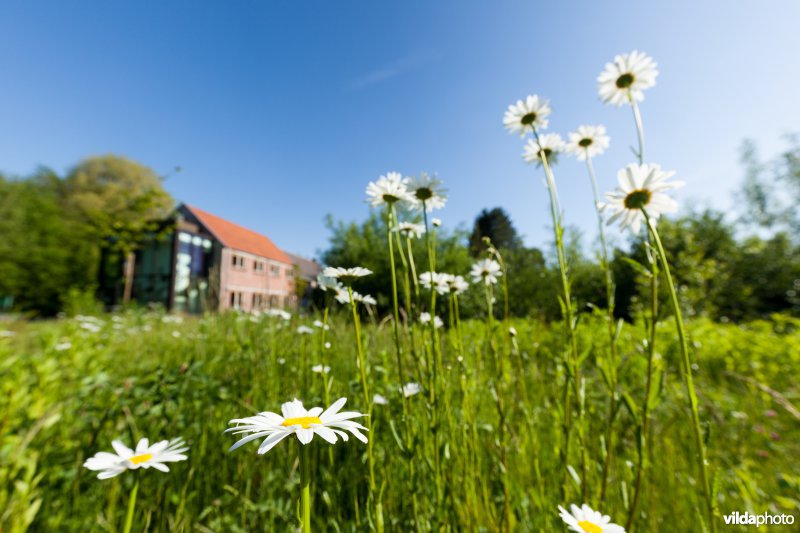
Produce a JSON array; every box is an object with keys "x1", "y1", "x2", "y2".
[{"x1": 130, "y1": 204, "x2": 306, "y2": 313}]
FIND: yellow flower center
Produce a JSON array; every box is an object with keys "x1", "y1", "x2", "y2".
[
  {"x1": 578, "y1": 520, "x2": 603, "y2": 533},
  {"x1": 282, "y1": 416, "x2": 322, "y2": 429},
  {"x1": 129, "y1": 453, "x2": 153, "y2": 465}
]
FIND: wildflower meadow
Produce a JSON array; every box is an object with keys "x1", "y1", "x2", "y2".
[{"x1": 2, "y1": 50, "x2": 800, "y2": 533}]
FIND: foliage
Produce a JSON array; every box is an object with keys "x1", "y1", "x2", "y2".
[
  {"x1": 468, "y1": 207, "x2": 522, "y2": 256},
  {"x1": 0, "y1": 170, "x2": 98, "y2": 315},
  {"x1": 1, "y1": 311, "x2": 798, "y2": 531}
]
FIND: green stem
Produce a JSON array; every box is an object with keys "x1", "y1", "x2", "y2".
[
  {"x1": 535, "y1": 128, "x2": 583, "y2": 501},
  {"x1": 122, "y1": 479, "x2": 139, "y2": 533},
  {"x1": 644, "y1": 210, "x2": 715, "y2": 532},
  {"x1": 629, "y1": 93, "x2": 646, "y2": 162},
  {"x1": 588, "y1": 156, "x2": 620, "y2": 505},
  {"x1": 301, "y1": 444, "x2": 311, "y2": 532},
  {"x1": 627, "y1": 237, "x2": 658, "y2": 531}
]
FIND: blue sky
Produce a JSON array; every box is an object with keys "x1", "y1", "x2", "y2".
[{"x1": 2, "y1": 1, "x2": 799, "y2": 258}]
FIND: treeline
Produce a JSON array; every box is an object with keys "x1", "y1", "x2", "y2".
[
  {"x1": 0, "y1": 155, "x2": 173, "y2": 315},
  {"x1": 321, "y1": 137, "x2": 800, "y2": 323}
]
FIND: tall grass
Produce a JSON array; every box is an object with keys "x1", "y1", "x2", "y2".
[{"x1": 1, "y1": 310, "x2": 799, "y2": 531}]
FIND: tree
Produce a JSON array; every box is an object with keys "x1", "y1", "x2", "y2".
[
  {"x1": 738, "y1": 134, "x2": 800, "y2": 236},
  {"x1": 0, "y1": 170, "x2": 97, "y2": 314},
  {"x1": 468, "y1": 207, "x2": 521, "y2": 256},
  {"x1": 64, "y1": 155, "x2": 174, "y2": 303}
]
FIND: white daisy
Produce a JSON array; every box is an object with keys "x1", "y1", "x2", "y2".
[
  {"x1": 559, "y1": 503, "x2": 625, "y2": 533},
  {"x1": 373, "y1": 393, "x2": 388, "y2": 405},
  {"x1": 598, "y1": 50, "x2": 658, "y2": 107},
  {"x1": 419, "y1": 272, "x2": 450, "y2": 295},
  {"x1": 353, "y1": 292, "x2": 377, "y2": 306},
  {"x1": 54, "y1": 341, "x2": 73, "y2": 351},
  {"x1": 297, "y1": 326, "x2": 314, "y2": 335},
  {"x1": 311, "y1": 364, "x2": 331, "y2": 374},
  {"x1": 322, "y1": 266, "x2": 373, "y2": 285},
  {"x1": 402, "y1": 382, "x2": 422, "y2": 398},
  {"x1": 420, "y1": 313, "x2": 443, "y2": 329},
  {"x1": 312, "y1": 320, "x2": 330, "y2": 330},
  {"x1": 503, "y1": 94, "x2": 551, "y2": 136},
  {"x1": 266, "y1": 309, "x2": 292, "y2": 320},
  {"x1": 394, "y1": 222, "x2": 426, "y2": 239},
  {"x1": 316, "y1": 274, "x2": 342, "y2": 292},
  {"x1": 509, "y1": 327, "x2": 517, "y2": 337},
  {"x1": 566, "y1": 125, "x2": 611, "y2": 161},
  {"x1": 226, "y1": 398, "x2": 368, "y2": 453},
  {"x1": 407, "y1": 173, "x2": 447, "y2": 212},
  {"x1": 83, "y1": 437, "x2": 189, "y2": 479},
  {"x1": 470, "y1": 259, "x2": 502, "y2": 286},
  {"x1": 523, "y1": 133, "x2": 566, "y2": 165},
  {"x1": 432, "y1": 218, "x2": 442, "y2": 227},
  {"x1": 600, "y1": 163, "x2": 684, "y2": 233},
  {"x1": 444, "y1": 274, "x2": 469, "y2": 295},
  {"x1": 365, "y1": 171, "x2": 415, "y2": 207}
]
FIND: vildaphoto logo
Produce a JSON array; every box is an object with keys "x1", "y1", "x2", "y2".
[{"x1": 723, "y1": 511, "x2": 795, "y2": 527}]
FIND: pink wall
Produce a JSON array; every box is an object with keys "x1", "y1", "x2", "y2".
[{"x1": 219, "y1": 248, "x2": 295, "y2": 311}]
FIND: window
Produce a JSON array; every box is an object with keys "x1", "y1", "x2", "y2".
[
  {"x1": 254, "y1": 261, "x2": 265, "y2": 273},
  {"x1": 232, "y1": 255, "x2": 246, "y2": 270},
  {"x1": 286, "y1": 268, "x2": 294, "y2": 279},
  {"x1": 270, "y1": 265, "x2": 281, "y2": 277},
  {"x1": 230, "y1": 291, "x2": 244, "y2": 309},
  {"x1": 253, "y1": 293, "x2": 265, "y2": 309}
]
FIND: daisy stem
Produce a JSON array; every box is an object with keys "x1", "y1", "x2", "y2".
[
  {"x1": 387, "y1": 205, "x2": 410, "y2": 423},
  {"x1": 629, "y1": 94, "x2": 646, "y2": 163},
  {"x1": 347, "y1": 286, "x2": 377, "y2": 500},
  {"x1": 627, "y1": 239, "x2": 658, "y2": 531},
  {"x1": 300, "y1": 443, "x2": 311, "y2": 532},
  {"x1": 122, "y1": 479, "x2": 139, "y2": 533},
  {"x1": 319, "y1": 299, "x2": 334, "y2": 466},
  {"x1": 643, "y1": 210, "x2": 715, "y2": 532},
  {"x1": 587, "y1": 156, "x2": 620, "y2": 506},
  {"x1": 534, "y1": 128, "x2": 584, "y2": 502}
]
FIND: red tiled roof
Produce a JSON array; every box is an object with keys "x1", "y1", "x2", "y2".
[{"x1": 184, "y1": 205, "x2": 291, "y2": 264}]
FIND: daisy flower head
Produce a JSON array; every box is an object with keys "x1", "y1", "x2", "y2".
[
  {"x1": 296, "y1": 325, "x2": 314, "y2": 335},
  {"x1": 316, "y1": 274, "x2": 342, "y2": 292},
  {"x1": 600, "y1": 163, "x2": 684, "y2": 233},
  {"x1": 311, "y1": 364, "x2": 331, "y2": 374},
  {"x1": 446, "y1": 274, "x2": 470, "y2": 295},
  {"x1": 470, "y1": 258, "x2": 502, "y2": 286},
  {"x1": 83, "y1": 437, "x2": 188, "y2": 479},
  {"x1": 419, "y1": 271, "x2": 450, "y2": 295},
  {"x1": 598, "y1": 50, "x2": 658, "y2": 107},
  {"x1": 353, "y1": 292, "x2": 377, "y2": 306},
  {"x1": 312, "y1": 320, "x2": 330, "y2": 330},
  {"x1": 365, "y1": 171, "x2": 415, "y2": 207},
  {"x1": 566, "y1": 125, "x2": 611, "y2": 161},
  {"x1": 394, "y1": 222, "x2": 426, "y2": 239},
  {"x1": 407, "y1": 172, "x2": 447, "y2": 212},
  {"x1": 559, "y1": 503, "x2": 625, "y2": 533},
  {"x1": 432, "y1": 218, "x2": 442, "y2": 228},
  {"x1": 373, "y1": 393, "x2": 388, "y2": 405},
  {"x1": 322, "y1": 266, "x2": 373, "y2": 285},
  {"x1": 402, "y1": 382, "x2": 422, "y2": 398},
  {"x1": 523, "y1": 133, "x2": 566, "y2": 165},
  {"x1": 420, "y1": 312, "x2": 444, "y2": 329},
  {"x1": 266, "y1": 309, "x2": 292, "y2": 321},
  {"x1": 226, "y1": 397, "x2": 368, "y2": 454},
  {"x1": 504, "y1": 94, "x2": 551, "y2": 136}
]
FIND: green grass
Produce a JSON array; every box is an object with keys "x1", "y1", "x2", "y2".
[{"x1": 1, "y1": 310, "x2": 799, "y2": 531}]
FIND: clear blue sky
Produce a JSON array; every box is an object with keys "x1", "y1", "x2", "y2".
[{"x1": 2, "y1": 1, "x2": 799, "y2": 258}]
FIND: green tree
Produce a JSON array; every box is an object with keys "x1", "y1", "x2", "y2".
[
  {"x1": 0, "y1": 170, "x2": 97, "y2": 314},
  {"x1": 64, "y1": 155, "x2": 174, "y2": 303},
  {"x1": 468, "y1": 207, "x2": 522, "y2": 256}
]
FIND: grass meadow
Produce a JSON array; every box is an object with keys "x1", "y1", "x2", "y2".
[{"x1": 2, "y1": 310, "x2": 799, "y2": 531}]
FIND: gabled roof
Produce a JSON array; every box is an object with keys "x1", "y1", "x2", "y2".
[{"x1": 182, "y1": 204, "x2": 291, "y2": 264}]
